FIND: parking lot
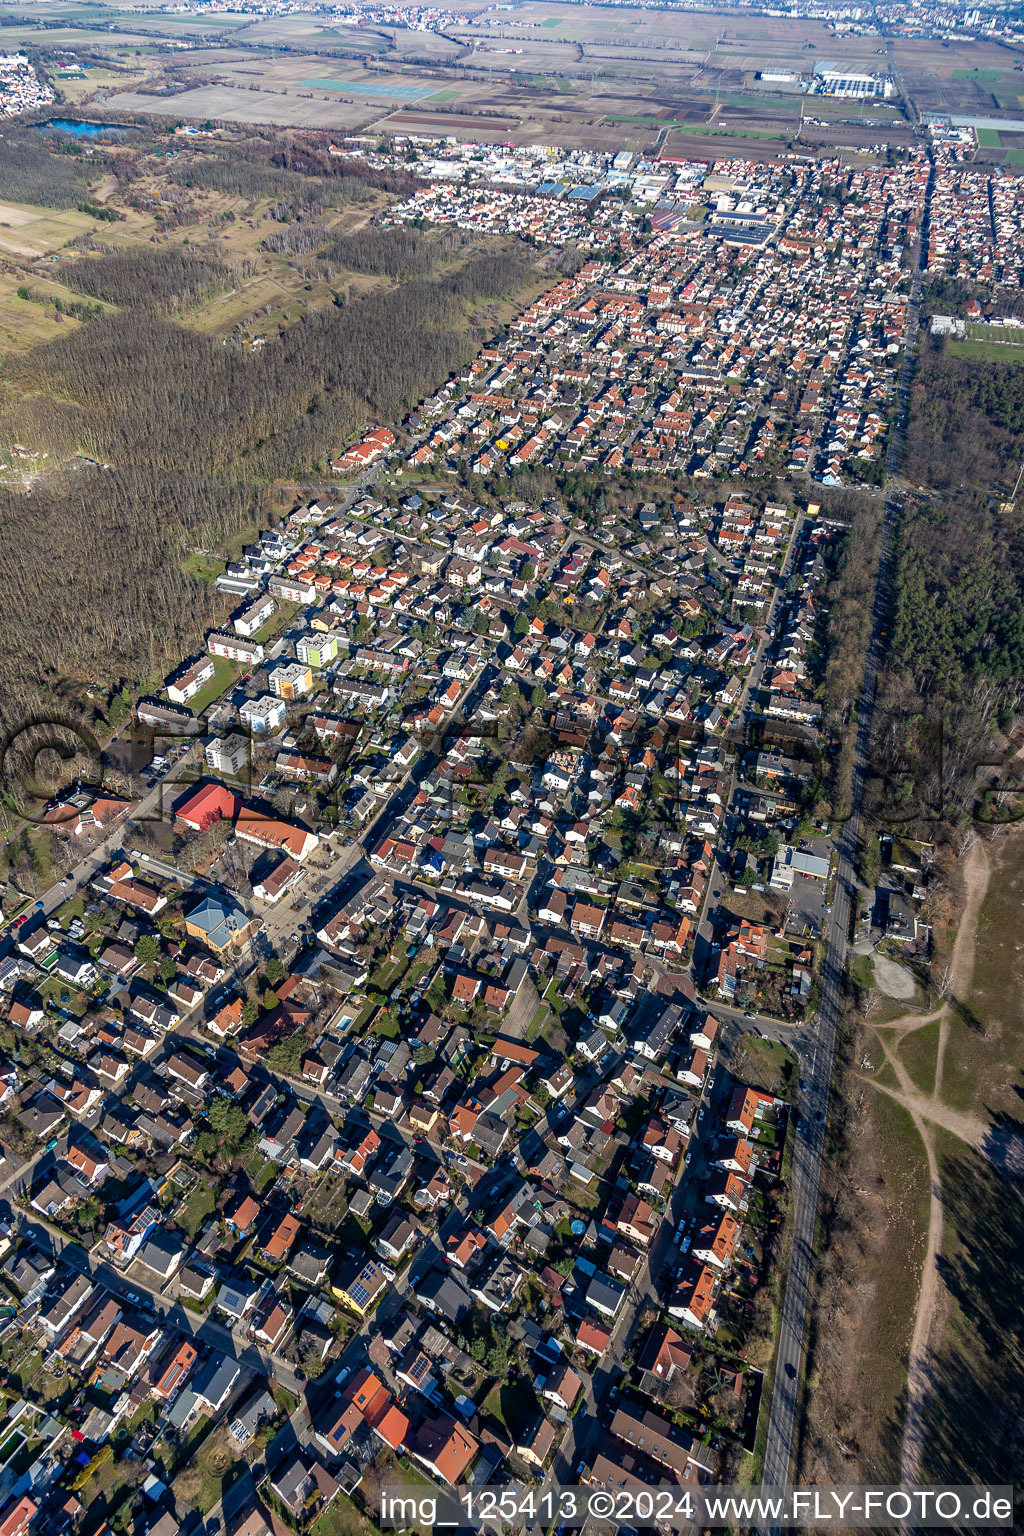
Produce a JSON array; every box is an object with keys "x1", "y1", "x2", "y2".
[{"x1": 778, "y1": 835, "x2": 833, "y2": 942}]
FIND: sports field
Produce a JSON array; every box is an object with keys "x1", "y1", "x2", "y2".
[{"x1": 948, "y1": 336, "x2": 1024, "y2": 363}]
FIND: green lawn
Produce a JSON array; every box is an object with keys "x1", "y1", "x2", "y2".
[
  {"x1": 311, "y1": 1493, "x2": 372, "y2": 1536},
  {"x1": 56, "y1": 895, "x2": 85, "y2": 929},
  {"x1": 741, "y1": 1036, "x2": 798, "y2": 1097},
  {"x1": 179, "y1": 1182, "x2": 216, "y2": 1238},
  {"x1": 948, "y1": 337, "x2": 1024, "y2": 363},
  {"x1": 251, "y1": 599, "x2": 300, "y2": 646},
  {"x1": 179, "y1": 654, "x2": 239, "y2": 717},
  {"x1": 525, "y1": 1004, "x2": 548, "y2": 1042},
  {"x1": 174, "y1": 1422, "x2": 241, "y2": 1514},
  {"x1": 181, "y1": 551, "x2": 225, "y2": 584},
  {"x1": 896, "y1": 1019, "x2": 939, "y2": 1098},
  {"x1": 483, "y1": 1376, "x2": 541, "y2": 1436}
]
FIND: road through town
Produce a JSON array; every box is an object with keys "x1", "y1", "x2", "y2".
[{"x1": 757, "y1": 145, "x2": 931, "y2": 1518}]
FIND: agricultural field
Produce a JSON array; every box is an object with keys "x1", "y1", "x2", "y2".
[
  {"x1": 103, "y1": 85, "x2": 381, "y2": 131},
  {"x1": 102, "y1": 53, "x2": 488, "y2": 131},
  {"x1": 0, "y1": 200, "x2": 106, "y2": 260},
  {"x1": 892, "y1": 33, "x2": 1024, "y2": 121},
  {"x1": 17, "y1": 0, "x2": 1024, "y2": 152},
  {"x1": 0, "y1": 0, "x2": 1020, "y2": 148}
]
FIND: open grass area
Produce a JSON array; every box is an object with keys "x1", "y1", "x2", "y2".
[
  {"x1": 180, "y1": 654, "x2": 239, "y2": 717},
  {"x1": 920, "y1": 1128, "x2": 1024, "y2": 1487},
  {"x1": 181, "y1": 551, "x2": 226, "y2": 584},
  {"x1": 312, "y1": 1494, "x2": 376, "y2": 1536},
  {"x1": 0, "y1": 282, "x2": 86, "y2": 352},
  {"x1": 179, "y1": 1181, "x2": 216, "y2": 1238},
  {"x1": 174, "y1": 1422, "x2": 242, "y2": 1513},
  {"x1": 947, "y1": 336, "x2": 1024, "y2": 363},
  {"x1": 941, "y1": 829, "x2": 1024, "y2": 1121},
  {"x1": 484, "y1": 1376, "x2": 541, "y2": 1436},
  {"x1": 733, "y1": 1035, "x2": 798, "y2": 1097},
  {"x1": 801, "y1": 1081, "x2": 930, "y2": 1481},
  {"x1": 38, "y1": 974, "x2": 88, "y2": 1015},
  {"x1": 0, "y1": 200, "x2": 98, "y2": 257},
  {"x1": 952, "y1": 68, "x2": 1002, "y2": 82},
  {"x1": 895, "y1": 1018, "x2": 939, "y2": 1097},
  {"x1": 866, "y1": 1049, "x2": 901, "y2": 1092},
  {"x1": 976, "y1": 127, "x2": 1002, "y2": 147},
  {"x1": 525, "y1": 1003, "x2": 548, "y2": 1042}
]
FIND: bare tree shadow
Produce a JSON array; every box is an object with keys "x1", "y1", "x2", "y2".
[{"x1": 887, "y1": 1136, "x2": 1024, "y2": 1500}]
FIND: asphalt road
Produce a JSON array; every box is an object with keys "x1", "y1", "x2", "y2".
[{"x1": 756, "y1": 149, "x2": 931, "y2": 1520}]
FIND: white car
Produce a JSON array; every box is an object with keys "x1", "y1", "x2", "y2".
[{"x1": 379, "y1": 1263, "x2": 396, "y2": 1283}]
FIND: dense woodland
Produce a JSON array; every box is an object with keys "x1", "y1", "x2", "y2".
[
  {"x1": 873, "y1": 337, "x2": 1024, "y2": 825},
  {"x1": 13, "y1": 239, "x2": 533, "y2": 480},
  {"x1": 0, "y1": 125, "x2": 107, "y2": 208},
  {"x1": 60, "y1": 245, "x2": 231, "y2": 311},
  {"x1": 870, "y1": 490, "x2": 1024, "y2": 825},
  {"x1": 0, "y1": 467, "x2": 269, "y2": 731},
  {"x1": 320, "y1": 226, "x2": 460, "y2": 279},
  {"x1": 903, "y1": 339, "x2": 1024, "y2": 491},
  {"x1": 169, "y1": 133, "x2": 417, "y2": 206}
]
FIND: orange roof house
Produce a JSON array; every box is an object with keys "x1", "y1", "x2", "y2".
[
  {"x1": 228, "y1": 1195, "x2": 260, "y2": 1236},
  {"x1": 261, "y1": 1212, "x2": 300, "y2": 1263},
  {"x1": 175, "y1": 782, "x2": 241, "y2": 833},
  {"x1": 235, "y1": 807, "x2": 319, "y2": 862},
  {"x1": 410, "y1": 1415, "x2": 479, "y2": 1486}
]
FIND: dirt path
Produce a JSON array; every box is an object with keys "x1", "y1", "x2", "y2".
[
  {"x1": 855, "y1": 837, "x2": 992, "y2": 1485},
  {"x1": 899, "y1": 1103, "x2": 943, "y2": 1487},
  {"x1": 866, "y1": 1074, "x2": 992, "y2": 1153}
]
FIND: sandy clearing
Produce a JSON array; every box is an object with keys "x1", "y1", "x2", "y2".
[
  {"x1": 883, "y1": 834, "x2": 993, "y2": 1486},
  {"x1": 0, "y1": 235, "x2": 43, "y2": 257},
  {"x1": 0, "y1": 203, "x2": 41, "y2": 228},
  {"x1": 873, "y1": 951, "x2": 917, "y2": 999}
]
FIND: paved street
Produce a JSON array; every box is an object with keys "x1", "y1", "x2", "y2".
[{"x1": 757, "y1": 125, "x2": 933, "y2": 1520}]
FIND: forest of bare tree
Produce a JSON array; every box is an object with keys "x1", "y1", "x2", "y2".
[
  {"x1": 0, "y1": 139, "x2": 538, "y2": 737},
  {"x1": 60, "y1": 244, "x2": 231, "y2": 310},
  {"x1": 903, "y1": 337, "x2": 1024, "y2": 492}
]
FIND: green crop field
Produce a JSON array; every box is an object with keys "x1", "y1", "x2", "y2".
[
  {"x1": 1004, "y1": 147, "x2": 1024, "y2": 165},
  {"x1": 976, "y1": 128, "x2": 1002, "y2": 147},
  {"x1": 605, "y1": 114, "x2": 701, "y2": 127},
  {"x1": 952, "y1": 68, "x2": 1002, "y2": 82}
]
